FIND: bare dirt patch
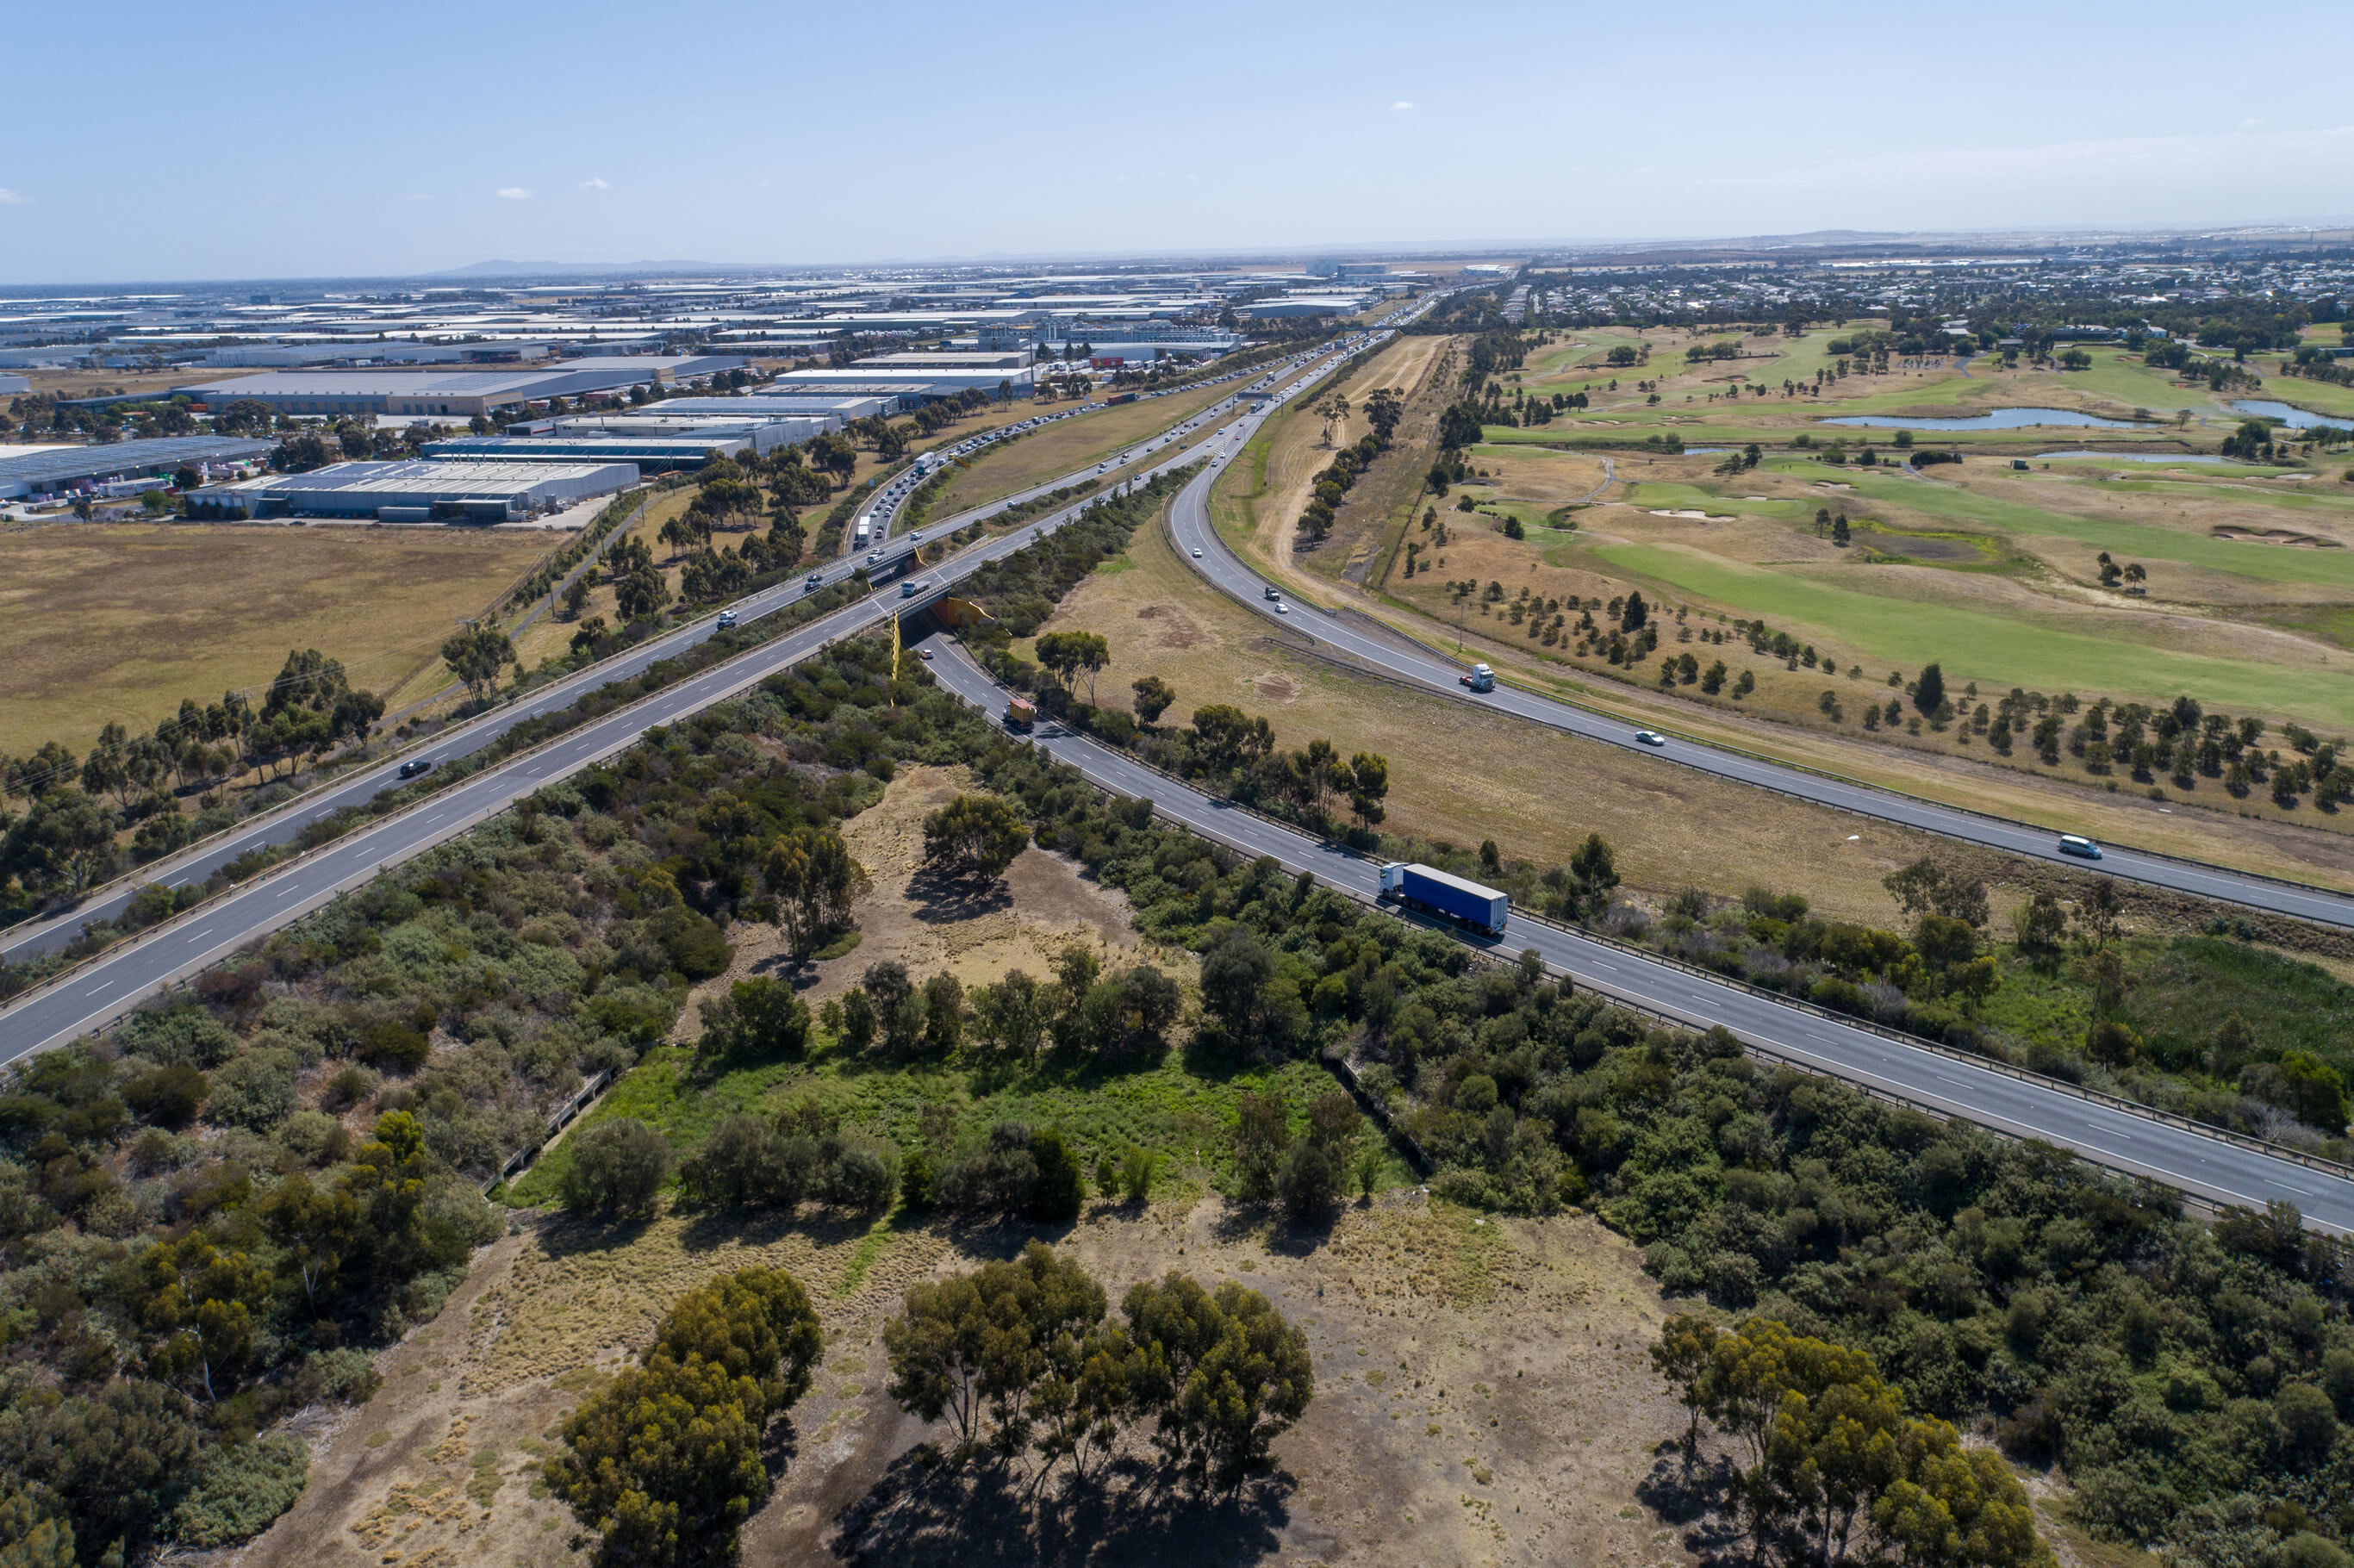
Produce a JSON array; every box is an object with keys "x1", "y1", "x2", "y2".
[
  {"x1": 2214, "y1": 526, "x2": 2337, "y2": 547},
  {"x1": 750, "y1": 1197, "x2": 1686, "y2": 1568},
  {"x1": 704, "y1": 764, "x2": 1155, "y2": 1014}
]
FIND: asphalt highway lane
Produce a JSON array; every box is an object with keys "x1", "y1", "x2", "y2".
[
  {"x1": 0, "y1": 364, "x2": 1335, "y2": 974},
  {"x1": 915, "y1": 628, "x2": 2354, "y2": 1233},
  {"x1": 0, "y1": 362, "x2": 1348, "y2": 1060},
  {"x1": 1163, "y1": 407, "x2": 2354, "y2": 930}
]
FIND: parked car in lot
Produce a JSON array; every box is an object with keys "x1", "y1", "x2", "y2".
[{"x1": 398, "y1": 757, "x2": 433, "y2": 779}]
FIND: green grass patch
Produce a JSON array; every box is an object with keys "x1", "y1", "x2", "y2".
[
  {"x1": 1794, "y1": 469, "x2": 2354, "y2": 590},
  {"x1": 1586, "y1": 538, "x2": 2354, "y2": 725},
  {"x1": 834, "y1": 1216, "x2": 898, "y2": 1298},
  {"x1": 812, "y1": 929, "x2": 863, "y2": 961},
  {"x1": 2124, "y1": 935, "x2": 2354, "y2": 1073},
  {"x1": 1974, "y1": 933, "x2": 2354, "y2": 1083},
  {"x1": 506, "y1": 1027, "x2": 1364, "y2": 1210}
]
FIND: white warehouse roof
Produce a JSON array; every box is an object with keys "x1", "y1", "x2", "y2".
[{"x1": 189, "y1": 459, "x2": 637, "y2": 521}]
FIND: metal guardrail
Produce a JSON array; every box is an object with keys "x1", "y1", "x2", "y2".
[
  {"x1": 994, "y1": 667, "x2": 2354, "y2": 1194},
  {"x1": 0, "y1": 501, "x2": 685, "y2": 961},
  {"x1": 3, "y1": 427, "x2": 1234, "y2": 1048}
]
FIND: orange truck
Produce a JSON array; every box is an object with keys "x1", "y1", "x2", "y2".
[{"x1": 1006, "y1": 695, "x2": 1037, "y2": 731}]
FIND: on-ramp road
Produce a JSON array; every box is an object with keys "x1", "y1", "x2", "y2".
[
  {"x1": 0, "y1": 359, "x2": 1353, "y2": 1062},
  {"x1": 0, "y1": 357, "x2": 1352, "y2": 977},
  {"x1": 914, "y1": 624, "x2": 2354, "y2": 1234},
  {"x1": 1166, "y1": 408, "x2": 2354, "y2": 930}
]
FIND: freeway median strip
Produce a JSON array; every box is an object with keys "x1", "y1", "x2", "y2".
[{"x1": 0, "y1": 414, "x2": 1254, "y2": 1059}]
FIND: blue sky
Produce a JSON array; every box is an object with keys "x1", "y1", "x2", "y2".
[{"x1": 4, "y1": 0, "x2": 2349, "y2": 283}]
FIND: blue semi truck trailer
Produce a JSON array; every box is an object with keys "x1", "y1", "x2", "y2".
[{"x1": 1378, "y1": 862, "x2": 1509, "y2": 936}]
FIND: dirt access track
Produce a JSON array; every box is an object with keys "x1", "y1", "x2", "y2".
[
  {"x1": 233, "y1": 768, "x2": 1691, "y2": 1568},
  {"x1": 239, "y1": 1195, "x2": 1689, "y2": 1568}
]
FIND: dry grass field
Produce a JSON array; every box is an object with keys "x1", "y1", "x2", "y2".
[
  {"x1": 925, "y1": 373, "x2": 1291, "y2": 522},
  {"x1": 239, "y1": 797, "x2": 1691, "y2": 1568},
  {"x1": 243, "y1": 1188, "x2": 1686, "y2": 1568},
  {"x1": 1029, "y1": 502, "x2": 1981, "y2": 924},
  {"x1": 0, "y1": 521, "x2": 555, "y2": 755},
  {"x1": 1283, "y1": 334, "x2": 1453, "y2": 586}
]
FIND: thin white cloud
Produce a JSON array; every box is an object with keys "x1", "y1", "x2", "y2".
[
  {"x1": 1391, "y1": 100, "x2": 1414, "y2": 111},
  {"x1": 0, "y1": 188, "x2": 30, "y2": 205},
  {"x1": 405, "y1": 192, "x2": 434, "y2": 202},
  {"x1": 580, "y1": 176, "x2": 611, "y2": 190},
  {"x1": 497, "y1": 186, "x2": 532, "y2": 200}
]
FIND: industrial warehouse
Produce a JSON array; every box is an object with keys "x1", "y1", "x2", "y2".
[
  {"x1": 185, "y1": 458, "x2": 638, "y2": 522},
  {"x1": 166, "y1": 354, "x2": 750, "y2": 418},
  {"x1": 0, "y1": 435, "x2": 276, "y2": 501},
  {"x1": 425, "y1": 408, "x2": 836, "y2": 468}
]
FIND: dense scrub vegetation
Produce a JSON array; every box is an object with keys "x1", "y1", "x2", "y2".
[{"x1": 11, "y1": 470, "x2": 2354, "y2": 1566}]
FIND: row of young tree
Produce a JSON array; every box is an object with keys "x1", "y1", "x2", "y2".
[{"x1": 0, "y1": 650, "x2": 385, "y2": 912}]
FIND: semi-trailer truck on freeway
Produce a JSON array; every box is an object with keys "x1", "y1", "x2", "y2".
[
  {"x1": 1379, "y1": 862, "x2": 1509, "y2": 936},
  {"x1": 1460, "y1": 663, "x2": 1495, "y2": 693}
]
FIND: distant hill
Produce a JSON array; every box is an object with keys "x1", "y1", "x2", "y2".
[{"x1": 433, "y1": 258, "x2": 742, "y2": 278}]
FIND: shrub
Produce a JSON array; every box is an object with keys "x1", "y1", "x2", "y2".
[
  {"x1": 171, "y1": 1434, "x2": 308, "y2": 1549},
  {"x1": 120, "y1": 1005, "x2": 240, "y2": 1068},
  {"x1": 694, "y1": 979, "x2": 810, "y2": 1064},
  {"x1": 1278, "y1": 1139, "x2": 1340, "y2": 1222},
  {"x1": 203, "y1": 1048, "x2": 297, "y2": 1130},
  {"x1": 561, "y1": 1118, "x2": 674, "y2": 1216},
  {"x1": 1027, "y1": 1128, "x2": 1084, "y2": 1223},
  {"x1": 321, "y1": 1063, "x2": 379, "y2": 1111},
  {"x1": 302, "y1": 1347, "x2": 383, "y2": 1405},
  {"x1": 817, "y1": 1132, "x2": 900, "y2": 1214},
  {"x1": 274, "y1": 1107, "x2": 348, "y2": 1164},
  {"x1": 121, "y1": 1065, "x2": 207, "y2": 1129},
  {"x1": 936, "y1": 1122, "x2": 1040, "y2": 1216},
  {"x1": 360, "y1": 1022, "x2": 431, "y2": 1071},
  {"x1": 682, "y1": 1114, "x2": 808, "y2": 1209},
  {"x1": 922, "y1": 793, "x2": 1031, "y2": 880}
]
